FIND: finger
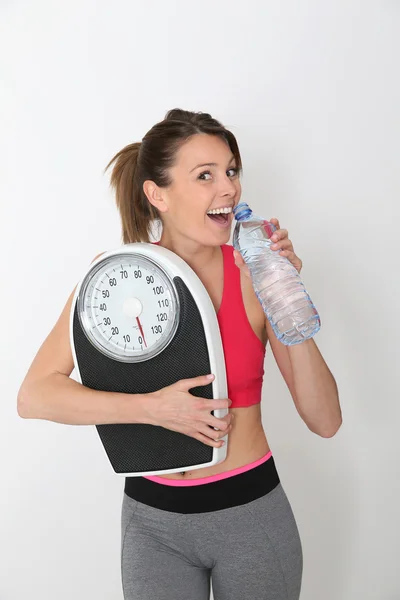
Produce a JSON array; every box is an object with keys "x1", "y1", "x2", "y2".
[
  {"x1": 221, "y1": 413, "x2": 233, "y2": 424},
  {"x1": 270, "y1": 238, "x2": 293, "y2": 251},
  {"x1": 207, "y1": 414, "x2": 231, "y2": 431},
  {"x1": 279, "y1": 250, "x2": 302, "y2": 269},
  {"x1": 195, "y1": 432, "x2": 225, "y2": 448},
  {"x1": 233, "y1": 249, "x2": 245, "y2": 265},
  {"x1": 278, "y1": 250, "x2": 296, "y2": 259},
  {"x1": 211, "y1": 416, "x2": 230, "y2": 428},
  {"x1": 178, "y1": 374, "x2": 214, "y2": 391},
  {"x1": 207, "y1": 398, "x2": 232, "y2": 410},
  {"x1": 203, "y1": 422, "x2": 230, "y2": 440},
  {"x1": 206, "y1": 415, "x2": 232, "y2": 433},
  {"x1": 270, "y1": 217, "x2": 280, "y2": 230},
  {"x1": 196, "y1": 433, "x2": 225, "y2": 448},
  {"x1": 270, "y1": 228, "x2": 288, "y2": 242}
]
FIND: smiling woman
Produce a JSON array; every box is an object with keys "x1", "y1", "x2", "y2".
[
  {"x1": 136, "y1": 132, "x2": 242, "y2": 247},
  {"x1": 104, "y1": 109, "x2": 243, "y2": 248},
  {"x1": 19, "y1": 108, "x2": 336, "y2": 600}
]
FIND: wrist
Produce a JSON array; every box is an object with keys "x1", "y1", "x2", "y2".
[{"x1": 114, "y1": 391, "x2": 155, "y2": 425}]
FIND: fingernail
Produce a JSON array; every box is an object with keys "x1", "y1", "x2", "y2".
[{"x1": 207, "y1": 374, "x2": 214, "y2": 380}]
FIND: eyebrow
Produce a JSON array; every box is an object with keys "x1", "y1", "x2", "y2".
[{"x1": 190, "y1": 155, "x2": 236, "y2": 173}]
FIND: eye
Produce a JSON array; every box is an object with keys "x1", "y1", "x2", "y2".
[
  {"x1": 198, "y1": 170, "x2": 212, "y2": 181},
  {"x1": 198, "y1": 167, "x2": 238, "y2": 181}
]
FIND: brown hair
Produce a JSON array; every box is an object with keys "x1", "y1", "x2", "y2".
[{"x1": 105, "y1": 108, "x2": 243, "y2": 244}]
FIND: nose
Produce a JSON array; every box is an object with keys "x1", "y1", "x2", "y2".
[{"x1": 219, "y1": 173, "x2": 237, "y2": 200}]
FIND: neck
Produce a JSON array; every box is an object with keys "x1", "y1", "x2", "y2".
[{"x1": 157, "y1": 233, "x2": 222, "y2": 274}]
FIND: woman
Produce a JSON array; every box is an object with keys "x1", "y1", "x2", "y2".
[{"x1": 18, "y1": 108, "x2": 342, "y2": 600}]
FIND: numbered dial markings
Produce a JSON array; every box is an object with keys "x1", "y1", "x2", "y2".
[{"x1": 78, "y1": 254, "x2": 179, "y2": 362}]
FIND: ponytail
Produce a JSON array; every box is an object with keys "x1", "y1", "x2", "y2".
[{"x1": 105, "y1": 142, "x2": 160, "y2": 244}]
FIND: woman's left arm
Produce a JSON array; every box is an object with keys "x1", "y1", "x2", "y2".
[
  {"x1": 265, "y1": 320, "x2": 341, "y2": 437},
  {"x1": 234, "y1": 217, "x2": 342, "y2": 438}
]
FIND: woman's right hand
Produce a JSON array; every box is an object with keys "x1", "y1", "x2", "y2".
[{"x1": 144, "y1": 374, "x2": 233, "y2": 447}]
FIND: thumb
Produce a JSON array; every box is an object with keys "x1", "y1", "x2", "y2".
[
  {"x1": 175, "y1": 374, "x2": 215, "y2": 392},
  {"x1": 233, "y1": 249, "x2": 244, "y2": 265}
]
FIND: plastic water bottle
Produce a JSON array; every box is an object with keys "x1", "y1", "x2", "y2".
[{"x1": 232, "y1": 202, "x2": 321, "y2": 346}]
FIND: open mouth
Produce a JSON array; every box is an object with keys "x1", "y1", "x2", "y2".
[
  {"x1": 206, "y1": 207, "x2": 233, "y2": 228},
  {"x1": 207, "y1": 213, "x2": 229, "y2": 224}
]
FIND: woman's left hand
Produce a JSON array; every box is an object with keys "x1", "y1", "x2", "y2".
[{"x1": 233, "y1": 217, "x2": 303, "y2": 277}]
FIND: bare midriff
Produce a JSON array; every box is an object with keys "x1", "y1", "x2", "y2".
[{"x1": 154, "y1": 403, "x2": 270, "y2": 480}]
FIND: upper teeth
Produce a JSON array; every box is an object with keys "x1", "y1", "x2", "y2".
[{"x1": 207, "y1": 207, "x2": 233, "y2": 215}]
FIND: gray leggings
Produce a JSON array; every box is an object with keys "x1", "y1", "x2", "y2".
[{"x1": 121, "y1": 482, "x2": 303, "y2": 599}]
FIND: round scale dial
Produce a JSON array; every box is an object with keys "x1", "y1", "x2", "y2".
[{"x1": 78, "y1": 253, "x2": 179, "y2": 362}]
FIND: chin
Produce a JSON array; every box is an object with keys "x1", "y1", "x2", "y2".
[{"x1": 209, "y1": 230, "x2": 232, "y2": 246}]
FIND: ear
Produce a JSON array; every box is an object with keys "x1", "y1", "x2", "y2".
[{"x1": 143, "y1": 180, "x2": 168, "y2": 214}]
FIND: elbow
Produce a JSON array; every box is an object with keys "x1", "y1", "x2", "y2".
[
  {"x1": 315, "y1": 416, "x2": 343, "y2": 439},
  {"x1": 17, "y1": 387, "x2": 33, "y2": 419}
]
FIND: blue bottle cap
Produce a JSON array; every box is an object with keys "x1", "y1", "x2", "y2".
[{"x1": 233, "y1": 202, "x2": 253, "y2": 221}]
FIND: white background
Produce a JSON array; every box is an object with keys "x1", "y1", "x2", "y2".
[{"x1": 1, "y1": 1, "x2": 399, "y2": 598}]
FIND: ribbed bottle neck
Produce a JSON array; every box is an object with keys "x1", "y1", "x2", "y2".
[{"x1": 233, "y1": 202, "x2": 253, "y2": 221}]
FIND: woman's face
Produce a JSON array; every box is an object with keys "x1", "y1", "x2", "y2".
[{"x1": 159, "y1": 134, "x2": 242, "y2": 246}]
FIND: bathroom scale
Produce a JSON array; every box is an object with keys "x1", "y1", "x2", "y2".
[{"x1": 69, "y1": 242, "x2": 229, "y2": 477}]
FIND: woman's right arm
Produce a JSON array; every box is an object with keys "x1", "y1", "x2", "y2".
[
  {"x1": 16, "y1": 267, "x2": 152, "y2": 426},
  {"x1": 16, "y1": 255, "x2": 233, "y2": 446}
]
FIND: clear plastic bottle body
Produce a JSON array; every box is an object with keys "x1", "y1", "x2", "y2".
[{"x1": 232, "y1": 202, "x2": 321, "y2": 346}]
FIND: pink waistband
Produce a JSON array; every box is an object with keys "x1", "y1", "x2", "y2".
[{"x1": 143, "y1": 450, "x2": 272, "y2": 487}]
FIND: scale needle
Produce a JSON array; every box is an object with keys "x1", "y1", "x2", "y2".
[{"x1": 136, "y1": 317, "x2": 147, "y2": 348}]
